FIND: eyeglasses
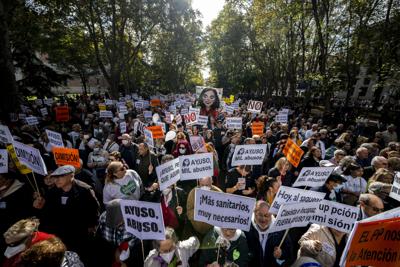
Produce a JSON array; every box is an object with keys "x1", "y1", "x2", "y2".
[{"x1": 366, "y1": 203, "x2": 384, "y2": 213}]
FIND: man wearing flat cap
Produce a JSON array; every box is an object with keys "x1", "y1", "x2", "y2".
[{"x1": 33, "y1": 165, "x2": 99, "y2": 266}]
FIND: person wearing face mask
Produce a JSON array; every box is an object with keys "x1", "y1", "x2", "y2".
[
  {"x1": 87, "y1": 141, "x2": 109, "y2": 183},
  {"x1": 172, "y1": 139, "x2": 192, "y2": 158},
  {"x1": 144, "y1": 227, "x2": 199, "y2": 267},
  {"x1": 311, "y1": 173, "x2": 346, "y2": 203},
  {"x1": 245, "y1": 201, "x2": 293, "y2": 267},
  {"x1": 103, "y1": 134, "x2": 120, "y2": 153},
  {"x1": 118, "y1": 134, "x2": 139, "y2": 170},
  {"x1": 200, "y1": 226, "x2": 249, "y2": 267},
  {"x1": 2, "y1": 218, "x2": 54, "y2": 267},
  {"x1": 186, "y1": 177, "x2": 222, "y2": 238}
]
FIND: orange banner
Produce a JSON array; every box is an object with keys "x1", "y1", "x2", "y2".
[
  {"x1": 150, "y1": 99, "x2": 161, "y2": 107},
  {"x1": 251, "y1": 121, "x2": 265, "y2": 136},
  {"x1": 55, "y1": 106, "x2": 70, "y2": 122},
  {"x1": 282, "y1": 138, "x2": 304, "y2": 167},
  {"x1": 146, "y1": 126, "x2": 164, "y2": 139},
  {"x1": 52, "y1": 147, "x2": 80, "y2": 168},
  {"x1": 346, "y1": 217, "x2": 400, "y2": 267}
]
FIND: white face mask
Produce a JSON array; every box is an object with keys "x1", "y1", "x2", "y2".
[
  {"x1": 159, "y1": 250, "x2": 175, "y2": 263},
  {"x1": 4, "y1": 243, "x2": 26, "y2": 258},
  {"x1": 200, "y1": 186, "x2": 211, "y2": 191},
  {"x1": 179, "y1": 148, "x2": 186, "y2": 154},
  {"x1": 122, "y1": 140, "x2": 129, "y2": 145},
  {"x1": 162, "y1": 188, "x2": 172, "y2": 195}
]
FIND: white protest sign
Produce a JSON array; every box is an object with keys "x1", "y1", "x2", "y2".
[
  {"x1": 25, "y1": 116, "x2": 39, "y2": 126},
  {"x1": 189, "y1": 107, "x2": 200, "y2": 114},
  {"x1": 165, "y1": 112, "x2": 173, "y2": 124},
  {"x1": 270, "y1": 186, "x2": 325, "y2": 214},
  {"x1": 316, "y1": 200, "x2": 359, "y2": 234},
  {"x1": 169, "y1": 105, "x2": 176, "y2": 114},
  {"x1": 247, "y1": 100, "x2": 263, "y2": 113},
  {"x1": 134, "y1": 121, "x2": 145, "y2": 135},
  {"x1": 0, "y1": 149, "x2": 8, "y2": 173},
  {"x1": 226, "y1": 117, "x2": 242, "y2": 130},
  {"x1": 180, "y1": 108, "x2": 189, "y2": 115},
  {"x1": 194, "y1": 189, "x2": 256, "y2": 231},
  {"x1": 231, "y1": 144, "x2": 268, "y2": 166},
  {"x1": 196, "y1": 115, "x2": 208, "y2": 126},
  {"x1": 231, "y1": 101, "x2": 240, "y2": 109},
  {"x1": 144, "y1": 128, "x2": 154, "y2": 147},
  {"x1": 292, "y1": 167, "x2": 335, "y2": 188},
  {"x1": 280, "y1": 108, "x2": 290, "y2": 114},
  {"x1": 120, "y1": 199, "x2": 165, "y2": 240},
  {"x1": 269, "y1": 202, "x2": 319, "y2": 233},
  {"x1": 275, "y1": 113, "x2": 288, "y2": 124},
  {"x1": 134, "y1": 101, "x2": 143, "y2": 109},
  {"x1": 44, "y1": 98, "x2": 53, "y2": 106},
  {"x1": 175, "y1": 114, "x2": 182, "y2": 125},
  {"x1": 143, "y1": 100, "x2": 150, "y2": 109},
  {"x1": 105, "y1": 99, "x2": 114, "y2": 106},
  {"x1": 190, "y1": 136, "x2": 206, "y2": 152},
  {"x1": 179, "y1": 153, "x2": 213, "y2": 180},
  {"x1": 45, "y1": 129, "x2": 64, "y2": 148},
  {"x1": 12, "y1": 140, "x2": 47, "y2": 176},
  {"x1": 225, "y1": 105, "x2": 235, "y2": 114},
  {"x1": 156, "y1": 158, "x2": 180, "y2": 191},
  {"x1": 100, "y1": 111, "x2": 113, "y2": 118},
  {"x1": 144, "y1": 111, "x2": 152, "y2": 120},
  {"x1": 118, "y1": 105, "x2": 128, "y2": 114},
  {"x1": 183, "y1": 112, "x2": 197, "y2": 125},
  {"x1": 120, "y1": 122, "x2": 127, "y2": 134},
  {"x1": 0, "y1": 124, "x2": 13, "y2": 144},
  {"x1": 40, "y1": 108, "x2": 48, "y2": 117},
  {"x1": 389, "y1": 172, "x2": 400, "y2": 202}
]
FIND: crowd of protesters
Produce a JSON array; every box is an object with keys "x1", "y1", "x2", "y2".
[{"x1": 0, "y1": 90, "x2": 399, "y2": 267}]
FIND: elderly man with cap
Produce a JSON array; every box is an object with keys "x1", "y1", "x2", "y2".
[
  {"x1": 33, "y1": 165, "x2": 100, "y2": 266},
  {"x1": 118, "y1": 133, "x2": 139, "y2": 170}
]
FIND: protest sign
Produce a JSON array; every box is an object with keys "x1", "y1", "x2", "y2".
[
  {"x1": 40, "y1": 108, "x2": 48, "y2": 117},
  {"x1": 156, "y1": 158, "x2": 180, "y2": 191},
  {"x1": 12, "y1": 141, "x2": 47, "y2": 176},
  {"x1": 0, "y1": 124, "x2": 13, "y2": 144},
  {"x1": 120, "y1": 199, "x2": 165, "y2": 240},
  {"x1": 169, "y1": 105, "x2": 176, "y2": 114},
  {"x1": 190, "y1": 136, "x2": 207, "y2": 152},
  {"x1": 6, "y1": 144, "x2": 31, "y2": 174},
  {"x1": 389, "y1": 172, "x2": 400, "y2": 202},
  {"x1": 194, "y1": 189, "x2": 256, "y2": 231},
  {"x1": 283, "y1": 138, "x2": 304, "y2": 167},
  {"x1": 43, "y1": 98, "x2": 53, "y2": 106},
  {"x1": 247, "y1": 100, "x2": 263, "y2": 113},
  {"x1": 105, "y1": 99, "x2": 113, "y2": 106},
  {"x1": 196, "y1": 115, "x2": 208, "y2": 126},
  {"x1": 156, "y1": 122, "x2": 166, "y2": 134},
  {"x1": 120, "y1": 122, "x2": 127, "y2": 134},
  {"x1": 55, "y1": 106, "x2": 69, "y2": 122},
  {"x1": 143, "y1": 111, "x2": 152, "y2": 120},
  {"x1": 251, "y1": 121, "x2": 265, "y2": 136},
  {"x1": 25, "y1": 116, "x2": 39, "y2": 126},
  {"x1": 118, "y1": 105, "x2": 128, "y2": 114},
  {"x1": 45, "y1": 129, "x2": 64, "y2": 148},
  {"x1": 231, "y1": 144, "x2": 268, "y2": 166},
  {"x1": 0, "y1": 149, "x2": 8, "y2": 173},
  {"x1": 142, "y1": 100, "x2": 150, "y2": 109},
  {"x1": 165, "y1": 112, "x2": 173, "y2": 124},
  {"x1": 175, "y1": 114, "x2": 182, "y2": 125},
  {"x1": 316, "y1": 200, "x2": 359, "y2": 233},
  {"x1": 195, "y1": 86, "x2": 223, "y2": 102},
  {"x1": 269, "y1": 202, "x2": 319, "y2": 233},
  {"x1": 99, "y1": 110, "x2": 113, "y2": 118},
  {"x1": 179, "y1": 153, "x2": 213, "y2": 180},
  {"x1": 98, "y1": 103, "x2": 106, "y2": 111},
  {"x1": 144, "y1": 129, "x2": 154, "y2": 147},
  {"x1": 35, "y1": 99, "x2": 43, "y2": 106},
  {"x1": 146, "y1": 126, "x2": 164, "y2": 139},
  {"x1": 280, "y1": 108, "x2": 290, "y2": 114},
  {"x1": 134, "y1": 121, "x2": 145, "y2": 135},
  {"x1": 275, "y1": 113, "x2": 288, "y2": 124},
  {"x1": 270, "y1": 186, "x2": 325, "y2": 214},
  {"x1": 226, "y1": 117, "x2": 242, "y2": 130},
  {"x1": 150, "y1": 99, "x2": 161, "y2": 107},
  {"x1": 52, "y1": 147, "x2": 80, "y2": 168},
  {"x1": 225, "y1": 105, "x2": 235, "y2": 114},
  {"x1": 183, "y1": 112, "x2": 197, "y2": 125},
  {"x1": 343, "y1": 217, "x2": 400, "y2": 267},
  {"x1": 292, "y1": 167, "x2": 335, "y2": 188},
  {"x1": 134, "y1": 101, "x2": 143, "y2": 109}
]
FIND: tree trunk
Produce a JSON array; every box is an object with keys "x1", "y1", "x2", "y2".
[{"x1": 0, "y1": 0, "x2": 19, "y2": 118}]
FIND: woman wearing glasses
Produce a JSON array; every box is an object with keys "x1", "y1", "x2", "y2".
[{"x1": 103, "y1": 161, "x2": 144, "y2": 205}]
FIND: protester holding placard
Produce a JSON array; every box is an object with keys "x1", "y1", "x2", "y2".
[
  {"x1": 144, "y1": 227, "x2": 199, "y2": 267},
  {"x1": 186, "y1": 177, "x2": 223, "y2": 237},
  {"x1": 103, "y1": 161, "x2": 143, "y2": 205},
  {"x1": 225, "y1": 165, "x2": 256, "y2": 197},
  {"x1": 199, "y1": 226, "x2": 249, "y2": 267},
  {"x1": 297, "y1": 224, "x2": 347, "y2": 267},
  {"x1": 198, "y1": 88, "x2": 220, "y2": 120},
  {"x1": 245, "y1": 201, "x2": 293, "y2": 267}
]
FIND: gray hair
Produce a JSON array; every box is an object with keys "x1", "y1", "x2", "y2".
[
  {"x1": 334, "y1": 149, "x2": 346, "y2": 157},
  {"x1": 153, "y1": 227, "x2": 178, "y2": 250},
  {"x1": 371, "y1": 156, "x2": 387, "y2": 168},
  {"x1": 161, "y1": 154, "x2": 175, "y2": 164}
]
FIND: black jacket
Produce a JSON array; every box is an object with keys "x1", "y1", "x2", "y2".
[{"x1": 245, "y1": 222, "x2": 294, "y2": 267}]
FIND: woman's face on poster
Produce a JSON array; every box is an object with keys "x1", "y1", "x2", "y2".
[{"x1": 202, "y1": 89, "x2": 216, "y2": 108}]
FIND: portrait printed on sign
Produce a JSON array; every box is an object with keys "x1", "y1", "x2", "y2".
[{"x1": 197, "y1": 87, "x2": 220, "y2": 120}]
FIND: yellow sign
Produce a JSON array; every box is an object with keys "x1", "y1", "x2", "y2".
[{"x1": 7, "y1": 144, "x2": 32, "y2": 174}]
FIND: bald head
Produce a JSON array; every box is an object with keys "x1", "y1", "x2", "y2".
[
  {"x1": 199, "y1": 176, "x2": 212, "y2": 187},
  {"x1": 359, "y1": 193, "x2": 384, "y2": 218}
]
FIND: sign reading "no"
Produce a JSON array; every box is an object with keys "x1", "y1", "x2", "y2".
[{"x1": 247, "y1": 100, "x2": 263, "y2": 113}]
